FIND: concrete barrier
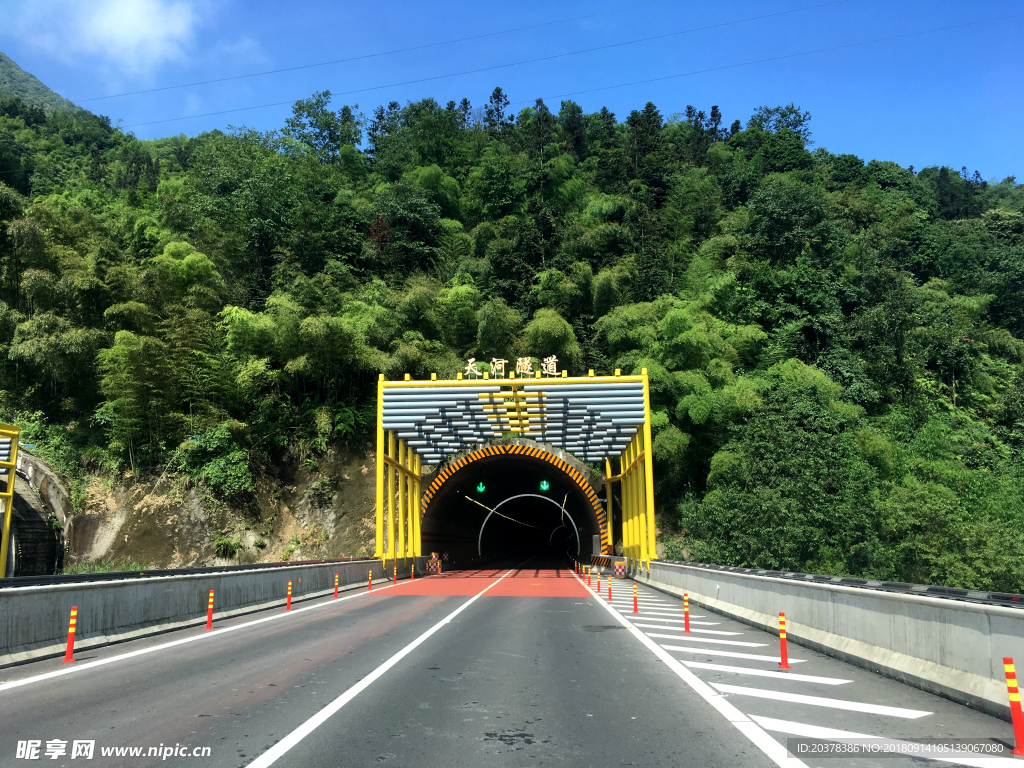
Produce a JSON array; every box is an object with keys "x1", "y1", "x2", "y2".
[
  {"x1": 606, "y1": 558, "x2": 1024, "y2": 721},
  {"x1": 0, "y1": 559, "x2": 394, "y2": 668}
]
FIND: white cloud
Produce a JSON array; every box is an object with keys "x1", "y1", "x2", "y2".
[{"x1": 13, "y1": 0, "x2": 200, "y2": 77}]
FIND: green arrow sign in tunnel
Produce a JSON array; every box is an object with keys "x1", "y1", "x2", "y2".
[{"x1": 419, "y1": 442, "x2": 609, "y2": 561}]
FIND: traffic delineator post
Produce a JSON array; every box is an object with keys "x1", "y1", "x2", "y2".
[
  {"x1": 393, "y1": 564, "x2": 397, "y2": 585},
  {"x1": 368, "y1": 569, "x2": 373, "y2": 591},
  {"x1": 334, "y1": 573, "x2": 339, "y2": 599},
  {"x1": 286, "y1": 580, "x2": 293, "y2": 611},
  {"x1": 596, "y1": 572, "x2": 601, "y2": 593},
  {"x1": 62, "y1": 606, "x2": 78, "y2": 663},
  {"x1": 684, "y1": 593, "x2": 691, "y2": 633},
  {"x1": 608, "y1": 581, "x2": 612, "y2": 601},
  {"x1": 632, "y1": 582, "x2": 638, "y2": 614},
  {"x1": 1004, "y1": 657, "x2": 1024, "y2": 755},
  {"x1": 778, "y1": 612, "x2": 791, "y2": 669},
  {"x1": 205, "y1": 590, "x2": 214, "y2": 630},
  {"x1": 587, "y1": 567, "x2": 591, "y2": 586},
  {"x1": 411, "y1": 562, "x2": 415, "y2": 581}
]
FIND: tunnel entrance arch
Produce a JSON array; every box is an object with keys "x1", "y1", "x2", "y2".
[
  {"x1": 373, "y1": 370, "x2": 657, "y2": 569},
  {"x1": 419, "y1": 442, "x2": 606, "y2": 560}
]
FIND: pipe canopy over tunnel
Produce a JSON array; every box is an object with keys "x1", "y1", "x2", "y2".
[{"x1": 421, "y1": 444, "x2": 606, "y2": 562}]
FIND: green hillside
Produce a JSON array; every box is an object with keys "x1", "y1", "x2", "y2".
[
  {"x1": 0, "y1": 51, "x2": 78, "y2": 113},
  {"x1": 1, "y1": 88, "x2": 1023, "y2": 589}
]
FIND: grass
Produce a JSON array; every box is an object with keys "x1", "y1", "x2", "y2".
[{"x1": 61, "y1": 558, "x2": 150, "y2": 575}]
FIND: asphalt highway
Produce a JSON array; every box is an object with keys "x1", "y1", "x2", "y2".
[{"x1": 0, "y1": 558, "x2": 1017, "y2": 768}]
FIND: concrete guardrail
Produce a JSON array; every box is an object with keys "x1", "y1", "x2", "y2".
[
  {"x1": 607, "y1": 557, "x2": 1023, "y2": 721},
  {"x1": 0, "y1": 558, "x2": 409, "y2": 668}
]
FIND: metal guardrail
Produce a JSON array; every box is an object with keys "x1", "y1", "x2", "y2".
[
  {"x1": 655, "y1": 559, "x2": 1024, "y2": 610},
  {"x1": 0, "y1": 557, "x2": 376, "y2": 589}
]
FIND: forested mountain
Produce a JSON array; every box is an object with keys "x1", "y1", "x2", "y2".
[
  {"x1": 1, "y1": 86, "x2": 1023, "y2": 589},
  {"x1": 0, "y1": 52, "x2": 78, "y2": 114}
]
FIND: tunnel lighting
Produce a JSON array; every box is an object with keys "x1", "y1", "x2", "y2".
[
  {"x1": 539, "y1": 480, "x2": 550, "y2": 491},
  {"x1": 476, "y1": 482, "x2": 486, "y2": 493}
]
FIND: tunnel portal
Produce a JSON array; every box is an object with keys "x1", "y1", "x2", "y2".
[{"x1": 420, "y1": 443, "x2": 608, "y2": 562}]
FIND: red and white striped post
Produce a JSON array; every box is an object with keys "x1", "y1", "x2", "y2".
[
  {"x1": 1004, "y1": 657, "x2": 1024, "y2": 755},
  {"x1": 368, "y1": 569, "x2": 373, "y2": 591},
  {"x1": 632, "y1": 582, "x2": 638, "y2": 614},
  {"x1": 62, "y1": 606, "x2": 78, "y2": 663},
  {"x1": 778, "y1": 612, "x2": 791, "y2": 669},
  {"x1": 334, "y1": 573, "x2": 339, "y2": 599},
  {"x1": 205, "y1": 590, "x2": 214, "y2": 630},
  {"x1": 684, "y1": 593, "x2": 691, "y2": 633},
  {"x1": 596, "y1": 572, "x2": 601, "y2": 593},
  {"x1": 286, "y1": 580, "x2": 293, "y2": 611},
  {"x1": 587, "y1": 567, "x2": 591, "y2": 586}
]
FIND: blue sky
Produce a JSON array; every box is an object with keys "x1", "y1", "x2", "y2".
[{"x1": 1, "y1": 0, "x2": 1021, "y2": 180}]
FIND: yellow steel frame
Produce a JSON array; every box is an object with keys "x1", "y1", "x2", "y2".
[
  {"x1": 603, "y1": 368, "x2": 656, "y2": 570},
  {"x1": 0, "y1": 422, "x2": 22, "y2": 578},
  {"x1": 375, "y1": 375, "x2": 423, "y2": 564},
  {"x1": 374, "y1": 369, "x2": 656, "y2": 564}
]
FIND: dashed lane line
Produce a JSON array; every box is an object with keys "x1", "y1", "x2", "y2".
[
  {"x1": 639, "y1": 631, "x2": 768, "y2": 647},
  {"x1": 712, "y1": 683, "x2": 930, "y2": 718},
  {"x1": 749, "y1": 716, "x2": 1019, "y2": 767},
  {"x1": 662, "y1": 646, "x2": 805, "y2": 664},
  {"x1": 682, "y1": 661, "x2": 851, "y2": 685}
]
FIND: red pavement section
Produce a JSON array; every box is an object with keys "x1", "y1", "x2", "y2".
[{"x1": 381, "y1": 567, "x2": 589, "y2": 597}]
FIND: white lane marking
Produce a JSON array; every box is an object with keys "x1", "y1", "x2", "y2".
[
  {"x1": 626, "y1": 610, "x2": 684, "y2": 618},
  {"x1": 750, "y1": 716, "x2": 1018, "y2": 767},
  {"x1": 578, "y1": 575, "x2": 807, "y2": 768},
  {"x1": 663, "y1": 646, "x2": 805, "y2": 664},
  {"x1": 712, "y1": 683, "x2": 929, "y2": 717},
  {"x1": 640, "y1": 631, "x2": 767, "y2": 647},
  {"x1": 683, "y1": 661, "x2": 851, "y2": 685},
  {"x1": 631, "y1": 625, "x2": 741, "y2": 636},
  {"x1": 247, "y1": 563, "x2": 524, "y2": 768},
  {"x1": 632, "y1": 616, "x2": 718, "y2": 624},
  {"x1": 0, "y1": 575, "x2": 419, "y2": 692}
]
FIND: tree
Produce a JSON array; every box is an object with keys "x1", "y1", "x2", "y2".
[
  {"x1": 748, "y1": 103, "x2": 812, "y2": 143},
  {"x1": 284, "y1": 91, "x2": 361, "y2": 163}
]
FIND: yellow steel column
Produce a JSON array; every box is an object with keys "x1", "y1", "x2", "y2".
[
  {"x1": 619, "y1": 448, "x2": 627, "y2": 562},
  {"x1": 411, "y1": 452, "x2": 422, "y2": 557},
  {"x1": 632, "y1": 433, "x2": 642, "y2": 563},
  {"x1": 387, "y1": 431, "x2": 396, "y2": 565},
  {"x1": 604, "y1": 459, "x2": 614, "y2": 556},
  {"x1": 397, "y1": 439, "x2": 406, "y2": 563},
  {"x1": 636, "y1": 428, "x2": 650, "y2": 563},
  {"x1": 630, "y1": 434, "x2": 639, "y2": 564},
  {"x1": 624, "y1": 440, "x2": 634, "y2": 564},
  {"x1": 0, "y1": 422, "x2": 21, "y2": 579},
  {"x1": 375, "y1": 376, "x2": 385, "y2": 559},
  {"x1": 641, "y1": 368, "x2": 658, "y2": 561}
]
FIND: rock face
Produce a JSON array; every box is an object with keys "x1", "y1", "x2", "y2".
[{"x1": 64, "y1": 445, "x2": 379, "y2": 570}]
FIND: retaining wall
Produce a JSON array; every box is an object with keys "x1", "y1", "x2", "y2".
[
  {"x1": 0, "y1": 558, "x2": 402, "y2": 667},
  {"x1": 606, "y1": 557, "x2": 1023, "y2": 721},
  {"x1": 16, "y1": 449, "x2": 73, "y2": 529}
]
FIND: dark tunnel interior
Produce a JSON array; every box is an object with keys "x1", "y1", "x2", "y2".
[{"x1": 421, "y1": 453, "x2": 603, "y2": 565}]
